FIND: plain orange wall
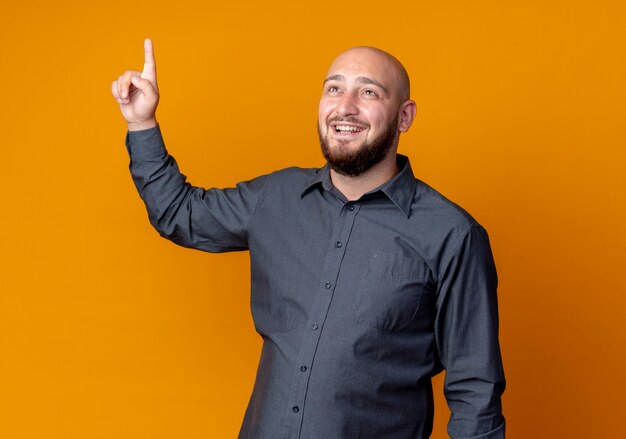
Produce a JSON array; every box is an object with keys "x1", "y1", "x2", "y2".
[{"x1": 1, "y1": 0, "x2": 625, "y2": 437}]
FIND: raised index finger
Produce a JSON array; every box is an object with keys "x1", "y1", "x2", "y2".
[{"x1": 141, "y1": 38, "x2": 157, "y2": 83}]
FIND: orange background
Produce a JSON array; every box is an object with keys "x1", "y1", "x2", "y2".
[{"x1": 1, "y1": 1, "x2": 625, "y2": 437}]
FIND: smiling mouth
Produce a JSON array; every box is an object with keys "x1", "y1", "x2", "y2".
[{"x1": 333, "y1": 125, "x2": 365, "y2": 134}]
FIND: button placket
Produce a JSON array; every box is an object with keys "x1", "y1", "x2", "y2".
[{"x1": 282, "y1": 202, "x2": 361, "y2": 438}]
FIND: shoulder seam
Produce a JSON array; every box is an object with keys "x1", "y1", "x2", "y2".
[
  {"x1": 243, "y1": 170, "x2": 274, "y2": 240},
  {"x1": 436, "y1": 223, "x2": 479, "y2": 286}
]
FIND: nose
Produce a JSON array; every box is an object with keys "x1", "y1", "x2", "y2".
[{"x1": 335, "y1": 91, "x2": 359, "y2": 117}]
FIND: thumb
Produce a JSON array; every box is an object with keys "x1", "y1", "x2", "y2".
[{"x1": 131, "y1": 76, "x2": 157, "y2": 98}]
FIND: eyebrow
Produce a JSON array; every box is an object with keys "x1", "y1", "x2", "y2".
[{"x1": 323, "y1": 74, "x2": 388, "y2": 93}]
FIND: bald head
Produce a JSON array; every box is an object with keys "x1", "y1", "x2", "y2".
[
  {"x1": 327, "y1": 46, "x2": 411, "y2": 103},
  {"x1": 317, "y1": 46, "x2": 417, "y2": 178}
]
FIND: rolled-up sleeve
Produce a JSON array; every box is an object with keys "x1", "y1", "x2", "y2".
[
  {"x1": 125, "y1": 124, "x2": 270, "y2": 253},
  {"x1": 434, "y1": 224, "x2": 506, "y2": 439}
]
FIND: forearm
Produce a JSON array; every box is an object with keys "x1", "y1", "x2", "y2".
[
  {"x1": 124, "y1": 124, "x2": 267, "y2": 252},
  {"x1": 125, "y1": 124, "x2": 204, "y2": 248},
  {"x1": 445, "y1": 375, "x2": 505, "y2": 439}
]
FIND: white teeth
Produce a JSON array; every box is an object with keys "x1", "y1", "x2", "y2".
[{"x1": 335, "y1": 125, "x2": 362, "y2": 133}]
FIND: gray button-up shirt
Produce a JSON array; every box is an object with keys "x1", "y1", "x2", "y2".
[{"x1": 125, "y1": 125, "x2": 506, "y2": 439}]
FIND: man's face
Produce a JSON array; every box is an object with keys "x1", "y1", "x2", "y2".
[{"x1": 317, "y1": 48, "x2": 407, "y2": 176}]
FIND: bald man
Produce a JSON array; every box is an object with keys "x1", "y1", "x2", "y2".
[{"x1": 113, "y1": 40, "x2": 505, "y2": 439}]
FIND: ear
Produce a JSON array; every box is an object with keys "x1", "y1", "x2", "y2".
[{"x1": 397, "y1": 100, "x2": 417, "y2": 132}]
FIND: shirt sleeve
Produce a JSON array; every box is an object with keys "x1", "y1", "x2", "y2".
[
  {"x1": 434, "y1": 224, "x2": 506, "y2": 439},
  {"x1": 124, "y1": 124, "x2": 269, "y2": 253}
]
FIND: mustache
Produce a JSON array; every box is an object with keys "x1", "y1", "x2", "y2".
[{"x1": 327, "y1": 116, "x2": 369, "y2": 126}]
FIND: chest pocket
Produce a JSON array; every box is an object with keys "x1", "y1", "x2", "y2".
[{"x1": 351, "y1": 250, "x2": 429, "y2": 332}]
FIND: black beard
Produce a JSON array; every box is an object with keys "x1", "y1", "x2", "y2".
[{"x1": 318, "y1": 118, "x2": 398, "y2": 177}]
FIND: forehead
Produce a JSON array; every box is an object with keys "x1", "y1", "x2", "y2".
[{"x1": 325, "y1": 48, "x2": 400, "y2": 91}]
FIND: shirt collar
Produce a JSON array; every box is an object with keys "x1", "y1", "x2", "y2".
[{"x1": 300, "y1": 154, "x2": 416, "y2": 218}]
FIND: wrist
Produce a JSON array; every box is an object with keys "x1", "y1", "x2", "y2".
[{"x1": 128, "y1": 118, "x2": 157, "y2": 132}]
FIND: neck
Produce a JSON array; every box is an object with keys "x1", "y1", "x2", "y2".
[{"x1": 329, "y1": 152, "x2": 400, "y2": 201}]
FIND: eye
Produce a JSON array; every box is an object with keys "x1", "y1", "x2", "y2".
[
  {"x1": 363, "y1": 89, "x2": 378, "y2": 97},
  {"x1": 327, "y1": 85, "x2": 340, "y2": 93}
]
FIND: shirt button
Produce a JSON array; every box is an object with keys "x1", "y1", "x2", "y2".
[
  {"x1": 347, "y1": 204, "x2": 355, "y2": 211},
  {"x1": 324, "y1": 282, "x2": 332, "y2": 289},
  {"x1": 292, "y1": 406, "x2": 300, "y2": 413},
  {"x1": 311, "y1": 323, "x2": 319, "y2": 330},
  {"x1": 335, "y1": 241, "x2": 342, "y2": 248},
  {"x1": 300, "y1": 365, "x2": 307, "y2": 372}
]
